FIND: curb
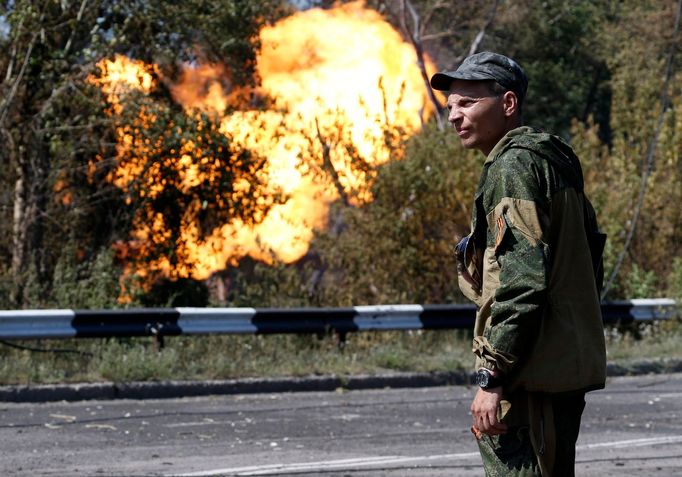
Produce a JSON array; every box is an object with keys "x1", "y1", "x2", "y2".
[
  {"x1": 2, "y1": 359, "x2": 682, "y2": 403},
  {"x1": 606, "y1": 357, "x2": 682, "y2": 376},
  {"x1": 0, "y1": 371, "x2": 471, "y2": 403}
]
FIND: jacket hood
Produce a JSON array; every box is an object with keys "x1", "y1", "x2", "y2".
[{"x1": 485, "y1": 126, "x2": 585, "y2": 190}]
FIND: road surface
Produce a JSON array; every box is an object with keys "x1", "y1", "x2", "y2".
[{"x1": 1, "y1": 373, "x2": 682, "y2": 476}]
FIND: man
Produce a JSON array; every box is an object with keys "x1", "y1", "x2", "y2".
[{"x1": 430, "y1": 52, "x2": 607, "y2": 476}]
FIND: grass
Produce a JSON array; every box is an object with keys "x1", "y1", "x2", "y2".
[
  {"x1": 605, "y1": 319, "x2": 682, "y2": 362},
  {"x1": 0, "y1": 321, "x2": 680, "y2": 386}
]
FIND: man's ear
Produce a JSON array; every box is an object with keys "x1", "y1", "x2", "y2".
[{"x1": 502, "y1": 91, "x2": 518, "y2": 117}]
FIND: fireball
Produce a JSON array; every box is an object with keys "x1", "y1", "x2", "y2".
[{"x1": 93, "y1": 1, "x2": 434, "y2": 281}]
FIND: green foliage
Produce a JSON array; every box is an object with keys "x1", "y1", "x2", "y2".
[
  {"x1": 624, "y1": 264, "x2": 659, "y2": 299},
  {"x1": 108, "y1": 88, "x2": 280, "y2": 282},
  {"x1": 570, "y1": 0, "x2": 682, "y2": 299},
  {"x1": 668, "y1": 258, "x2": 682, "y2": 302},
  {"x1": 221, "y1": 258, "x2": 312, "y2": 308},
  {"x1": 94, "y1": 1, "x2": 291, "y2": 86},
  {"x1": 0, "y1": 0, "x2": 289, "y2": 307},
  {"x1": 0, "y1": 331, "x2": 473, "y2": 385},
  {"x1": 490, "y1": 0, "x2": 613, "y2": 139},
  {"x1": 605, "y1": 318, "x2": 682, "y2": 363},
  {"x1": 1, "y1": 0, "x2": 680, "y2": 311},
  {"x1": 96, "y1": 339, "x2": 181, "y2": 382},
  {"x1": 48, "y1": 247, "x2": 124, "y2": 309},
  {"x1": 140, "y1": 278, "x2": 209, "y2": 307},
  {"x1": 299, "y1": 0, "x2": 682, "y2": 306},
  {"x1": 1, "y1": 321, "x2": 680, "y2": 385},
  {"x1": 308, "y1": 122, "x2": 477, "y2": 306},
  {"x1": 0, "y1": 246, "x2": 126, "y2": 309}
]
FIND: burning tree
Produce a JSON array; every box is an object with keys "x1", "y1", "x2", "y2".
[
  {"x1": 0, "y1": 0, "x2": 288, "y2": 307},
  {"x1": 86, "y1": 2, "x2": 436, "y2": 298},
  {"x1": 91, "y1": 56, "x2": 279, "y2": 289},
  {"x1": 0, "y1": 0, "x2": 435, "y2": 305}
]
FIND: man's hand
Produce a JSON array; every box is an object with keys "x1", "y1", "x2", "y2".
[{"x1": 471, "y1": 386, "x2": 507, "y2": 436}]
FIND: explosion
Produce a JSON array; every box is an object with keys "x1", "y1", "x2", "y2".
[{"x1": 92, "y1": 1, "x2": 435, "y2": 281}]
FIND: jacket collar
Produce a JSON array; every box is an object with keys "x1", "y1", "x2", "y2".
[{"x1": 484, "y1": 126, "x2": 536, "y2": 165}]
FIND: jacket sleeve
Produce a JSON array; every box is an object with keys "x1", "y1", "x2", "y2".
[{"x1": 477, "y1": 151, "x2": 550, "y2": 377}]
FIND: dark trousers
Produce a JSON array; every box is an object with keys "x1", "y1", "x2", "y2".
[{"x1": 476, "y1": 392, "x2": 586, "y2": 476}]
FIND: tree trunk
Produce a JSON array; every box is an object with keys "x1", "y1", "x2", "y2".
[
  {"x1": 11, "y1": 128, "x2": 50, "y2": 306},
  {"x1": 11, "y1": 161, "x2": 26, "y2": 280}
]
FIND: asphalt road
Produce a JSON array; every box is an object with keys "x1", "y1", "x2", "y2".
[{"x1": 1, "y1": 373, "x2": 682, "y2": 476}]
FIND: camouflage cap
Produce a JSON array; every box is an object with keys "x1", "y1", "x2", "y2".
[{"x1": 430, "y1": 51, "x2": 528, "y2": 102}]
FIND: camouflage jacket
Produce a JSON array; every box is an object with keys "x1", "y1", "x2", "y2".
[{"x1": 458, "y1": 126, "x2": 606, "y2": 393}]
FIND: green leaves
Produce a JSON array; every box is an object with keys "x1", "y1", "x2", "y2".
[
  {"x1": 488, "y1": 0, "x2": 613, "y2": 139},
  {"x1": 308, "y1": 123, "x2": 475, "y2": 306},
  {"x1": 0, "y1": 0, "x2": 288, "y2": 305}
]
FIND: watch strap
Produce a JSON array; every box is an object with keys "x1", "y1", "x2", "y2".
[{"x1": 476, "y1": 368, "x2": 502, "y2": 389}]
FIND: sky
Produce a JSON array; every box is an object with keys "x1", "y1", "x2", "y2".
[{"x1": 0, "y1": 15, "x2": 8, "y2": 40}]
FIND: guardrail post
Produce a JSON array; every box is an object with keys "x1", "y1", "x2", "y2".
[
  {"x1": 337, "y1": 330, "x2": 347, "y2": 350},
  {"x1": 146, "y1": 322, "x2": 165, "y2": 351}
]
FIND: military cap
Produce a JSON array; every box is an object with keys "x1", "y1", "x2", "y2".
[{"x1": 430, "y1": 51, "x2": 528, "y2": 102}]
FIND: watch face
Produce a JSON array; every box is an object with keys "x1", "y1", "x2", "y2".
[{"x1": 476, "y1": 370, "x2": 490, "y2": 388}]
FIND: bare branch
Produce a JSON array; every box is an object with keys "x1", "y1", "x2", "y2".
[
  {"x1": 419, "y1": 0, "x2": 449, "y2": 38},
  {"x1": 467, "y1": 0, "x2": 500, "y2": 57},
  {"x1": 0, "y1": 32, "x2": 38, "y2": 125},
  {"x1": 36, "y1": 120, "x2": 110, "y2": 134},
  {"x1": 3, "y1": 14, "x2": 26, "y2": 83},
  {"x1": 36, "y1": 81, "x2": 75, "y2": 120},
  {"x1": 0, "y1": 126, "x2": 17, "y2": 169},
  {"x1": 314, "y1": 118, "x2": 350, "y2": 207},
  {"x1": 0, "y1": 4, "x2": 49, "y2": 125},
  {"x1": 421, "y1": 30, "x2": 462, "y2": 42},
  {"x1": 399, "y1": 0, "x2": 445, "y2": 130},
  {"x1": 404, "y1": 0, "x2": 419, "y2": 38},
  {"x1": 63, "y1": 0, "x2": 90, "y2": 57}
]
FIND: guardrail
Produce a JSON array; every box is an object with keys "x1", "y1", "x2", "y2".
[{"x1": 0, "y1": 299, "x2": 676, "y2": 344}]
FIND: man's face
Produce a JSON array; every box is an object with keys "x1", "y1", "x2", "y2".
[{"x1": 446, "y1": 80, "x2": 509, "y2": 156}]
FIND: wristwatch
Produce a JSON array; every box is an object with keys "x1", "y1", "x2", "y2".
[{"x1": 475, "y1": 368, "x2": 502, "y2": 390}]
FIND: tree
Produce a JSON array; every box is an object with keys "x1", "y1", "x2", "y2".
[
  {"x1": 309, "y1": 122, "x2": 479, "y2": 305},
  {"x1": 478, "y1": 0, "x2": 614, "y2": 140},
  {"x1": 0, "y1": 0, "x2": 288, "y2": 307},
  {"x1": 572, "y1": 0, "x2": 682, "y2": 299},
  {"x1": 366, "y1": 0, "x2": 500, "y2": 129}
]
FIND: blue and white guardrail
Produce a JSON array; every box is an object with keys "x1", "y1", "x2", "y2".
[{"x1": 0, "y1": 299, "x2": 676, "y2": 340}]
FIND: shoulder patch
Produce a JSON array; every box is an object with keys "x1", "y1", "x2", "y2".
[
  {"x1": 487, "y1": 197, "x2": 546, "y2": 247},
  {"x1": 495, "y1": 215, "x2": 506, "y2": 249}
]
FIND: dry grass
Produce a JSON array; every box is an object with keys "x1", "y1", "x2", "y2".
[
  {"x1": 0, "y1": 321, "x2": 679, "y2": 386},
  {"x1": 0, "y1": 330, "x2": 473, "y2": 385}
]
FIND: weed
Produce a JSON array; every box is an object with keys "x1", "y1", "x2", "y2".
[{"x1": 0, "y1": 321, "x2": 679, "y2": 386}]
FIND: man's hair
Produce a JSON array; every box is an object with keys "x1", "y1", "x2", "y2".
[{"x1": 484, "y1": 80, "x2": 524, "y2": 118}]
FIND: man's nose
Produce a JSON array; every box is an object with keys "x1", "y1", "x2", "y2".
[{"x1": 448, "y1": 107, "x2": 461, "y2": 124}]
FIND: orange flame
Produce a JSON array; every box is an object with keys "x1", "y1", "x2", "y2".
[{"x1": 94, "y1": 1, "x2": 435, "y2": 281}]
